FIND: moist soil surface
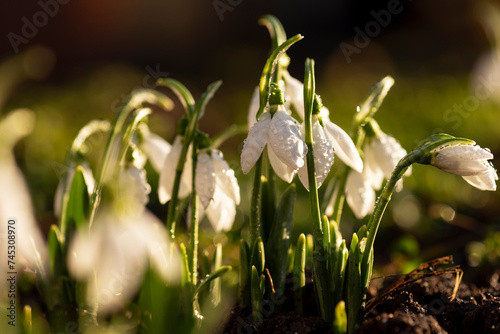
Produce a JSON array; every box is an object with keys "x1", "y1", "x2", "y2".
[{"x1": 221, "y1": 269, "x2": 500, "y2": 334}]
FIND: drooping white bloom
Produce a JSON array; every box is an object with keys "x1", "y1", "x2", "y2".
[
  {"x1": 139, "y1": 127, "x2": 172, "y2": 173},
  {"x1": 345, "y1": 169, "x2": 376, "y2": 219},
  {"x1": 298, "y1": 116, "x2": 334, "y2": 190},
  {"x1": 68, "y1": 159, "x2": 180, "y2": 315},
  {"x1": 0, "y1": 109, "x2": 47, "y2": 304},
  {"x1": 68, "y1": 208, "x2": 180, "y2": 315},
  {"x1": 241, "y1": 106, "x2": 307, "y2": 183},
  {"x1": 158, "y1": 135, "x2": 192, "y2": 204},
  {"x1": 320, "y1": 107, "x2": 364, "y2": 173},
  {"x1": 364, "y1": 132, "x2": 410, "y2": 191},
  {"x1": 196, "y1": 149, "x2": 240, "y2": 231},
  {"x1": 431, "y1": 144, "x2": 498, "y2": 191}
]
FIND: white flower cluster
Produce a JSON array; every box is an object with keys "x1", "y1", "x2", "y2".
[{"x1": 241, "y1": 75, "x2": 363, "y2": 190}]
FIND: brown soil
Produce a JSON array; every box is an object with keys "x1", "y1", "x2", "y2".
[{"x1": 221, "y1": 268, "x2": 500, "y2": 334}]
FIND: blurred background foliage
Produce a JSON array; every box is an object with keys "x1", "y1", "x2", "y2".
[{"x1": 0, "y1": 0, "x2": 499, "y2": 280}]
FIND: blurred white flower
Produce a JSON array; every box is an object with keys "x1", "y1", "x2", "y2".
[
  {"x1": 68, "y1": 159, "x2": 180, "y2": 315},
  {"x1": 68, "y1": 208, "x2": 180, "y2": 315},
  {"x1": 431, "y1": 144, "x2": 498, "y2": 191},
  {"x1": 297, "y1": 116, "x2": 334, "y2": 190},
  {"x1": 0, "y1": 109, "x2": 48, "y2": 303},
  {"x1": 345, "y1": 169, "x2": 376, "y2": 219},
  {"x1": 158, "y1": 135, "x2": 192, "y2": 204},
  {"x1": 241, "y1": 106, "x2": 307, "y2": 182},
  {"x1": 364, "y1": 132, "x2": 410, "y2": 191},
  {"x1": 139, "y1": 126, "x2": 172, "y2": 173},
  {"x1": 196, "y1": 149, "x2": 240, "y2": 232},
  {"x1": 319, "y1": 107, "x2": 363, "y2": 173}
]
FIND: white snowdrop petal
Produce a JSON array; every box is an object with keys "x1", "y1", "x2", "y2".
[
  {"x1": 212, "y1": 150, "x2": 240, "y2": 205},
  {"x1": 433, "y1": 156, "x2": 492, "y2": 176},
  {"x1": 369, "y1": 134, "x2": 407, "y2": 179},
  {"x1": 247, "y1": 86, "x2": 260, "y2": 130},
  {"x1": 268, "y1": 109, "x2": 307, "y2": 170},
  {"x1": 345, "y1": 170, "x2": 375, "y2": 219},
  {"x1": 241, "y1": 112, "x2": 271, "y2": 174},
  {"x1": 268, "y1": 144, "x2": 297, "y2": 183},
  {"x1": 364, "y1": 144, "x2": 385, "y2": 190},
  {"x1": 141, "y1": 132, "x2": 172, "y2": 173},
  {"x1": 298, "y1": 119, "x2": 334, "y2": 191},
  {"x1": 323, "y1": 119, "x2": 363, "y2": 173},
  {"x1": 438, "y1": 144, "x2": 492, "y2": 161},
  {"x1": 196, "y1": 151, "x2": 216, "y2": 209},
  {"x1": 206, "y1": 187, "x2": 236, "y2": 232},
  {"x1": 462, "y1": 166, "x2": 498, "y2": 191},
  {"x1": 158, "y1": 136, "x2": 192, "y2": 204}
]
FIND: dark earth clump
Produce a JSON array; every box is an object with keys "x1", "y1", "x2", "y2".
[{"x1": 222, "y1": 269, "x2": 500, "y2": 334}]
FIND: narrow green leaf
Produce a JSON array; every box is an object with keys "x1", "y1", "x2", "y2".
[
  {"x1": 209, "y1": 243, "x2": 223, "y2": 306},
  {"x1": 239, "y1": 240, "x2": 251, "y2": 306},
  {"x1": 293, "y1": 234, "x2": 306, "y2": 313},
  {"x1": 257, "y1": 34, "x2": 304, "y2": 120},
  {"x1": 346, "y1": 234, "x2": 362, "y2": 334},
  {"x1": 251, "y1": 237, "x2": 265, "y2": 274},
  {"x1": 156, "y1": 78, "x2": 195, "y2": 114},
  {"x1": 47, "y1": 225, "x2": 63, "y2": 277},
  {"x1": 194, "y1": 266, "x2": 231, "y2": 298},
  {"x1": 258, "y1": 15, "x2": 287, "y2": 50},
  {"x1": 194, "y1": 80, "x2": 222, "y2": 119},
  {"x1": 322, "y1": 216, "x2": 331, "y2": 268},
  {"x1": 354, "y1": 75, "x2": 394, "y2": 125},
  {"x1": 260, "y1": 176, "x2": 271, "y2": 244},
  {"x1": 333, "y1": 301, "x2": 347, "y2": 334},
  {"x1": 179, "y1": 243, "x2": 191, "y2": 287},
  {"x1": 333, "y1": 241, "x2": 348, "y2": 306},
  {"x1": 23, "y1": 305, "x2": 32, "y2": 334},
  {"x1": 62, "y1": 166, "x2": 90, "y2": 238},
  {"x1": 305, "y1": 234, "x2": 314, "y2": 269},
  {"x1": 251, "y1": 266, "x2": 263, "y2": 324},
  {"x1": 265, "y1": 184, "x2": 296, "y2": 298}
]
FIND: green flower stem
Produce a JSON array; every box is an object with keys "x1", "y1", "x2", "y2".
[
  {"x1": 162, "y1": 80, "x2": 221, "y2": 238},
  {"x1": 304, "y1": 58, "x2": 332, "y2": 322},
  {"x1": 250, "y1": 155, "x2": 263, "y2": 248},
  {"x1": 256, "y1": 34, "x2": 303, "y2": 120},
  {"x1": 189, "y1": 143, "x2": 199, "y2": 288},
  {"x1": 59, "y1": 120, "x2": 110, "y2": 235},
  {"x1": 360, "y1": 162, "x2": 410, "y2": 285}
]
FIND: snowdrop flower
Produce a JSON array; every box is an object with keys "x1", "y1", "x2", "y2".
[
  {"x1": 68, "y1": 208, "x2": 180, "y2": 315},
  {"x1": 344, "y1": 122, "x2": 409, "y2": 219},
  {"x1": 319, "y1": 107, "x2": 364, "y2": 173},
  {"x1": 196, "y1": 149, "x2": 240, "y2": 232},
  {"x1": 241, "y1": 104, "x2": 307, "y2": 183},
  {"x1": 138, "y1": 124, "x2": 172, "y2": 173},
  {"x1": 158, "y1": 135, "x2": 192, "y2": 204},
  {"x1": 0, "y1": 109, "x2": 47, "y2": 303},
  {"x1": 345, "y1": 168, "x2": 376, "y2": 219},
  {"x1": 364, "y1": 132, "x2": 410, "y2": 191},
  {"x1": 430, "y1": 144, "x2": 498, "y2": 191},
  {"x1": 297, "y1": 115, "x2": 334, "y2": 190},
  {"x1": 68, "y1": 160, "x2": 180, "y2": 315}
]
